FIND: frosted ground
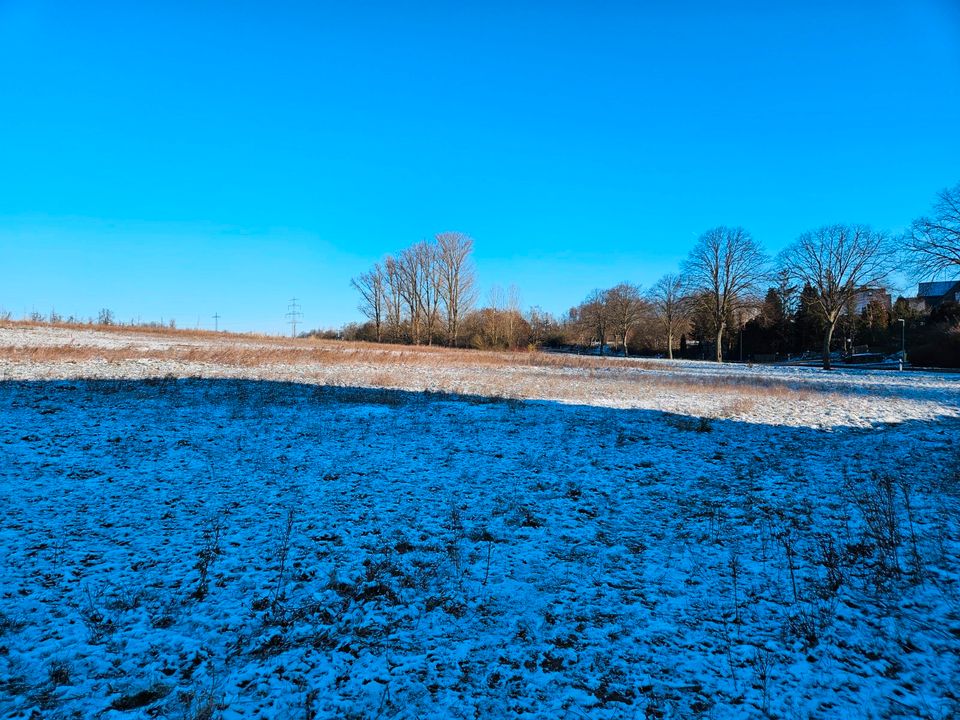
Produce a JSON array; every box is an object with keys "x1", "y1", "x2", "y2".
[{"x1": 1, "y1": 326, "x2": 959, "y2": 719}]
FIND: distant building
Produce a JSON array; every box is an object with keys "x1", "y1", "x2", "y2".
[
  {"x1": 851, "y1": 287, "x2": 891, "y2": 314},
  {"x1": 907, "y1": 280, "x2": 960, "y2": 312}
]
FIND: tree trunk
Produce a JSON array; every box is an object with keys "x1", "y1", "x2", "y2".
[
  {"x1": 822, "y1": 321, "x2": 836, "y2": 370},
  {"x1": 715, "y1": 325, "x2": 724, "y2": 363},
  {"x1": 667, "y1": 330, "x2": 674, "y2": 360}
]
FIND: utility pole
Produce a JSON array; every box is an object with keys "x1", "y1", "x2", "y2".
[
  {"x1": 286, "y1": 298, "x2": 302, "y2": 338},
  {"x1": 213, "y1": 313, "x2": 221, "y2": 332}
]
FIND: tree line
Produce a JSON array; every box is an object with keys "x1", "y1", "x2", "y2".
[
  {"x1": 349, "y1": 232, "x2": 479, "y2": 347},
  {"x1": 349, "y1": 182, "x2": 959, "y2": 368},
  {"x1": 345, "y1": 231, "x2": 537, "y2": 351}
]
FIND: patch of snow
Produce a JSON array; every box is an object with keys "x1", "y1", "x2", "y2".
[{"x1": 0, "y1": 327, "x2": 958, "y2": 718}]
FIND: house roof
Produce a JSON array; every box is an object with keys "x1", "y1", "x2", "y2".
[{"x1": 918, "y1": 280, "x2": 960, "y2": 298}]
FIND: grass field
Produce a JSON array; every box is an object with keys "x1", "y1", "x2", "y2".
[{"x1": 1, "y1": 324, "x2": 959, "y2": 719}]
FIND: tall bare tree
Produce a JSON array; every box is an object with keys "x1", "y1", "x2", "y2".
[
  {"x1": 394, "y1": 241, "x2": 440, "y2": 344},
  {"x1": 395, "y1": 245, "x2": 423, "y2": 344},
  {"x1": 350, "y1": 263, "x2": 386, "y2": 342},
  {"x1": 382, "y1": 255, "x2": 404, "y2": 341},
  {"x1": 905, "y1": 182, "x2": 960, "y2": 277},
  {"x1": 506, "y1": 284, "x2": 522, "y2": 348},
  {"x1": 683, "y1": 226, "x2": 768, "y2": 362},
  {"x1": 780, "y1": 224, "x2": 894, "y2": 370},
  {"x1": 419, "y1": 241, "x2": 442, "y2": 345},
  {"x1": 648, "y1": 273, "x2": 691, "y2": 359},
  {"x1": 355, "y1": 235, "x2": 479, "y2": 346},
  {"x1": 435, "y1": 232, "x2": 477, "y2": 346},
  {"x1": 486, "y1": 284, "x2": 506, "y2": 347},
  {"x1": 579, "y1": 289, "x2": 610, "y2": 355},
  {"x1": 605, "y1": 282, "x2": 645, "y2": 356}
]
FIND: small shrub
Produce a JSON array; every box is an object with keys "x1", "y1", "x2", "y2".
[
  {"x1": 667, "y1": 415, "x2": 713, "y2": 433},
  {"x1": 0, "y1": 611, "x2": 25, "y2": 635},
  {"x1": 110, "y1": 683, "x2": 171, "y2": 711},
  {"x1": 193, "y1": 514, "x2": 225, "y2": 601},
  {"x1": 48, "y1": 660, "x2": 71, "y2": 686},
  {"x1": 855, "y1": 474, "x2": 903, "y2": 583}
]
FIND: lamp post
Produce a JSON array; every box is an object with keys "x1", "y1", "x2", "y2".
[{"x1": 898, "y1": 318, "x2": 906, "y2": 366}]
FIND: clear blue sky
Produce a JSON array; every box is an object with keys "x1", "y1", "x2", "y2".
[{"x1": 2, "y1": 0, "x2": 959, "y2": 333}]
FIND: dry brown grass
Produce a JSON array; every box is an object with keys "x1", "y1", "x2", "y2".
[
  {"x1": 0, "y1": 318, "x2": 281, "y2": 343},
  {"x1": 0, "y1": 320, "x2": 826, "y2": 405},
  {"x1": 0, "y1": 321, "x2": 649, "y2": 371}
]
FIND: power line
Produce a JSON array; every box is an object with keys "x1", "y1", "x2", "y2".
[
  {"x1": 286, "y1": 298, "x2": 302, "y2": 338},
  {"x1": 212, "y1": 313, "x2": 221, "y2": 332}
]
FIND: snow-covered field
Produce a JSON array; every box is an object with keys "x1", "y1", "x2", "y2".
[{"x1": 1, "y1": 325, "x2": 959, "y2": 718}]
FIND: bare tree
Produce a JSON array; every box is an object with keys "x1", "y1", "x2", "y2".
[
  {"x1": 435, "y1": 232, "x2": 477, "y2": 346},
  {"x1": 419, "y1": 242, "x2": 442, "y2": 345},
  {"x1": 648, "y1": 274, "x2": 691, "y2": 359},
  {"x1": 780, "y1": 224, "x2": 894, "y2": 370},
  {"x1": 352, "y1": 234, "x2": 480, "y2": 347},
  {"x1": 396, "y1": 242, "x2": 437, "y2": 345},
  {"x1": 398, "y1": 246, "x2": 421, "y2": 343},
  {"x1": 905, "y1": 182, "x2": 960, "y2": 277},
  {"x1": 564, "y1": 306, "x2": 588, "y2": 347},
  {"x1": 683, "y1": 227, "x2": 768, "y2": 362},
  {"x1": 506, "y1": 284, "x2": 522, "y2": 348},
  {"x1": 605, "y1": 282, "x2": 645, "y2": 356},
  {"x1": 526, "y1": 306, "x2": 557, "y2": 346},
  {"x1": 486, "y1": 284, "x2": 506, "y2": 347},
  {"x1": 382, "y1": 255, "x2": 404, "y2": 341},
  {"x1": 579, "y1": 289, "x2": 610, "y2": 354},
  {"x1": 350, "y1": 263, "x2": 386, "y2": 342}
]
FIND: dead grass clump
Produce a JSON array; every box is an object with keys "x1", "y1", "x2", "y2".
[
  {"x1": 368, "y1": 370, "x2": 400, "y2": 387},
  {"x1": 720, "y1": 398, "x2": 757, "y2": 417}
]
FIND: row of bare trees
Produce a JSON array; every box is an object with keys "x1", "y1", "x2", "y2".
[
  {"x1": 351, "y1": 232, "x2": 478, "y2": 346},
  {"x1": 680, "y1": 224, "x2": 895, "y2": 369},
  {"x1": 569, "y1": 222, "x2": 895, "y2": 370},
  {"x1": 567, "y1": 280, "x2": 690, "y2": 359},
  {"x1": 571, "y1": 284, "x2": 645, "y2": 356},
  {"x1": 579, "y1": 184, "x2": 959, "y2": 368},
  {"x1": 349, "y1": 183, "x2": 959, "y2": 368},
  {"x1": 680, "y1": 224, "x2": 894, "y2": 369}
]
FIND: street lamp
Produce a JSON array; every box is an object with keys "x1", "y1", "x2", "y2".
[{"x1": 898, "y1": 318, "x2": 906, "y2": 365}]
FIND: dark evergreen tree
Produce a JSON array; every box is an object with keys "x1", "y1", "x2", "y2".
[
  {"x1": 857, "y1": 299, "x2": 890, "y2": 349},
  {"x1": 742, "y1": 288, "x2": 783, "y2": 357},
  {"x1": 793, "y1": 283, "x2": 826, "y2": 354},
  {"x1": 772, "y1": 270, "x2": 797, "y2": 352}
]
